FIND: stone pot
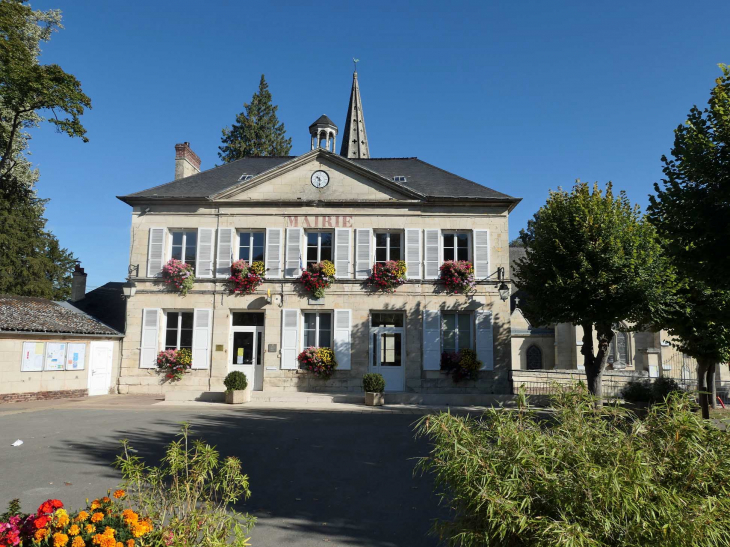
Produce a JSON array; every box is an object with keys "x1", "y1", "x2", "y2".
[
  {"x1": 365, "y1": 392, "x2": 384, "y2": 406},
  {"x1": 225, "y1": 389, "x2": 251, "y2": 404}
]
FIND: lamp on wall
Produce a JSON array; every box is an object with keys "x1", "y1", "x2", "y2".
[
  {"x1": 122, "y1": 264, "x2": 139, "y2": 299},
  {"x1": 496, "y1": 266, "x2": 509, "y2": 301}
]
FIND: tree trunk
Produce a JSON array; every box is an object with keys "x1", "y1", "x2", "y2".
[
  {"x1": 696, "y1": 358, "x2": 713, "y2": 420},
  {"x1": 709, "y1": 363, "x2": 717, "y2": 409},
  {"x1": 581, "y1": 322, "x2": 613, "y2": 407}
]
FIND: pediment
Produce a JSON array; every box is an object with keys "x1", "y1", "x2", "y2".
[{"x1": 213, "y1": 150, "x2": 423, "y2": 202}]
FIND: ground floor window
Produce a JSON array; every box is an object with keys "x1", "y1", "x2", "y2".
[
  {"x1": 303, "y1": 312, "x2": 332, "y2": 348},
  {"x1": 609, "y1": 326, "x2": 629, "y2": 367},
  {"x1": 442, "y1": 312, "x2": 472, "y2": 353},
  {"x1": 526, "y1": 345, "x2": 542, "y2": 370},
  {"x1": 165, "y1": 311, "x2": 193, "y2": 350},
  {"x1": 371, "y1": 312, "x2": 404, "y2": 328}
]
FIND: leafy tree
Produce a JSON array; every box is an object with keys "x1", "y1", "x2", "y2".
[
  {"x1": 218, "y1": 75, "x2": 292, "y2": 161},
  {"x1": 515, "y1": 182, "x2": 674, "y2": 401},
  {"x1": 0, "y1": 0, "x2": 91, "y2": 188},
  {"x1": 508, "y1": 237, "x2": 524, "y2": 247},
  {"x1": 648, "y1": 65, "x2": 730, "y2": 293}
]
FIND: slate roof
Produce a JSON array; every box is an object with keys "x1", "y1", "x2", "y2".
[
  {"x1": 0, "y1": 295, "x2": 122, "y2": 336},
  {"x1": 119, "y1": 155, "x2": 518, "y2": 202},
  {"x1": 309, "y1": 115, "x2": 336, "y2": 128},
  {"x1": 68, "y1": 282, "x2": 127, "y2": 334}
]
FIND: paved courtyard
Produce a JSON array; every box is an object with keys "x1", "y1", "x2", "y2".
[{"x1": 0, "y1": 396, "x2": 454, "y2": 547}]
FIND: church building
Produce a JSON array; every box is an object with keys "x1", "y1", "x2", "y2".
[{"x1": 116, "y1": 71, "x2": 521, "y2": 395}]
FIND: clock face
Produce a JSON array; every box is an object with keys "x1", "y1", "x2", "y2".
[{"x1": 311, "y1": 170, "x2": 330, "y2": 188}]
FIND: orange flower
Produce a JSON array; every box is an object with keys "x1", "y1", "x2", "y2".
[
  {"x1": 125, "y1": 540, "x2": 134, "y2": 547},
  {"x1": 112, "y1": 490, "x2": 126, "y2": 499},
  {"x1": 91, "y1": 512, "x2": 104, "y2": 523},
  {"x1": 85, "y1": 524, "x2": 96, "y2": 535},
  {"x1": 102, "y1": 527, "x2": 115, "y2": 537},
  {"x1": 68, "y1": 525, "x2": 81, "y2": 536},
  {"x1": 53, "y1": 532, "x2": 69, "y2": 547},
  {"x1": 75, "y1": 511, "x2": 89, "y2": 522},
  {"x1": 90, "y1": 500, "x2": 101, "y2": 510},
  {"x1": 35, "y1": 528, "x2": 50, "y2": 541},
  {"x1": 116, "y1": 543, "x2": 123, "y2": 547},
  {"x1": 101, "y1": 497, "x2": 111, "y2": 504},
  {"x1": 55, "y1": 510, "x2": 70, "y2": 528},
  {"x1": 122, "y1": 510, "x2": 138, "y2": 525},
  {"x1": 72, "y1": 537, "x2": 85, "y2": 547}
]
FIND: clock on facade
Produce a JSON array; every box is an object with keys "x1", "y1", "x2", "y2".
[{"x1": 311, "y1": 170, "x2": 329, "y2": 188}]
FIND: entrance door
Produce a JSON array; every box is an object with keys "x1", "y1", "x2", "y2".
[
  {"x1": 230, "y1": 326, "x2": 264, "y2": 390},
  {"x1": 88, "y1": 341, "x2": 113, "y2": 396},
  {"x1": 370, "y1": 328, "x2": 405, "y2": 392}
]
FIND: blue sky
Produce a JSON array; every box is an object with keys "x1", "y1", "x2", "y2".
[{"x1": 28, "y1": 0, "x2": 730, "y2": 290}]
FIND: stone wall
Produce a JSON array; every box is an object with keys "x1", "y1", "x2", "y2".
[{"x1": 0, "y1": 389, "x2": 88, "y2": 404}]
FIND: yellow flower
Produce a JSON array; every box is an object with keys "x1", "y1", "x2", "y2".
[
  {"x1": 85, "y1": 524, "x2": 96, "y2": 535},
  {"x1": 55, "y1": 509, "x2": 70, "y2": 528},
  {"x1": 72, "y1": 537, "x2": 85, "y2": 547},
  {"x1": 103, "y1": 527, "x2": 115, "y2": 537},
  {"x1": 91, "y1": 512, "x2": 105, "y2": 523},
  {"x1": 53, "y1": 532, "x2": 69, "y2": 547},
  {"x1": 68, "y1": 525, "x2": 81, "y2": 536},
  {"x1": 90, "y1": 500, "x2": 101, "y2": 510},
  {"x1": 75, "y1": 511, "x2": 89, "y2": 522},
  {"x1": 321, "y1": 260, "x2": 336, "y2": 277},
  {"x1": 35, "y1": 528, "x2": 50, "y2": 541},
  {"x1": 112, "y1": 490, "x2": 125, "y2": 499}
]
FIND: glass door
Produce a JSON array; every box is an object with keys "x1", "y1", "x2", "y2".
[
  {"x1": 229, "y1": 326, "x2": 265, "y2": 391},
  {"x1": 370, "y1": 328, "x2": 405, "y2": 391}
]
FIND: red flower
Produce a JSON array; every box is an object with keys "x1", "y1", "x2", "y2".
[{"x1": 34, "y1": 516, "x2": 49, "y2": 529}]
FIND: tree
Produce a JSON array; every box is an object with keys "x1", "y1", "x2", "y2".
[
  {"x1": 647, "y1": 64, "x2": 730, "y2": 293},
  {"x1": 514, "y1": 182, "x2": 674, "y2": 401},
  {"x1": 218, "y1": 75, "x2": 292, "y2": 162},
  {"x1": 0, "y1": 0, "x2": 92, "y2": 189}
]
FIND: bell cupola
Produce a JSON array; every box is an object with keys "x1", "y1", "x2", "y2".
[{"x1": 309, "y1": 115, "x2": 338, "y2": 152}]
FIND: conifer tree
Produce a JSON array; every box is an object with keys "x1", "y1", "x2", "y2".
[{"x1": 218, "y1": 75, "x2": 292, "y2": 161}]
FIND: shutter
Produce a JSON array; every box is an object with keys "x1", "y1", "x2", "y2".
[
  {"x1": 139, "y1": 308, "x2": 160, "y2": 369},
  {"x1": 146, "y1": 228, "x2": 166, "y2": 277},
  {"x1": 405, "y1": 228, "x2": 422, "y2": 279},
  {"x1": 333, "y1": 309, "x2": 352, "y2": 370},
  {"x1": 423, "y1": 310, "x2": 441, "y2": 370},
  {"x1": 334, "y1": 228, "x2": 352, "y2": 279},
  {"x1": 192, "y1": 308, "x2": 212, "y2": 369},
  {"x1": 216, "y1": 228, "x2": 234, "y2": 277},
  {"x1": 196, "y1": 227, "x2": 214, "y2": 278},
  {"x1": 265, "y1": 228, "x2": 283, "y2": 278},
  {"x1": 285, "y1": 228, "x2": 302, "y2": 278},
  {"x1": 424, "y1": 229, "x2": 440, "y2": 279},
  {"x1": 473, "y1": 230, "x2": 490, "y2": 280},
  {"x1": 475, "y1": 310, "x2": 494, "y2": 370},
  {"x1": 281, "y1": 309, "x2": 300, "y2": 369},
  {"x1": 355, "y1": 228, "x2": 373, "y2": 279}
]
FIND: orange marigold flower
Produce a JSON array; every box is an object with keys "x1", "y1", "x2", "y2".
[
  {"x1": 53, "y1": 532, "x2": 69, "y2": 547},
  {"x1": 35, "y1": 528, "x2": 50, "y2": 541},
  {"x1": 101, "y1": 497, "x2": 111, "y2": 504},
  {"x1": 125, "y1": 540, "x2": 134, "y2": 547},
  {"x1": 72, "y1": 537, "x2": 85, "y2": 547},
  {"x1": 112, "y1": 490, "x2": 125, "y2": 499},
  {"x1": 85, "y1": 524, "x2": 96, "y2": 535},
  {"x1": 90, "y1": 500, "x2": 101, "y2": 510},
  {"x1": 68, "y1": 525, "x2": 81, "y2": 536},
  {"x1": 103, "y1": 527, "x2": 115, "y2": 537},
  {"x1": 116, "y1": 543, "x2": 123, "y2": 547},
  {"x1": 56, "y1": 512, "x2": 70, "y2": 528},
  {"x1": 91, "y1": 512, "x2": 105, "y2": 523},
  {"x1": 75, "y1": 511, "x2": 89, "y2": 522}
]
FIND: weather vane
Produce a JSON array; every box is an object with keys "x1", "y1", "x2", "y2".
[{"x1": 353, "y1": 57, "x2": 360, "y2": 71}]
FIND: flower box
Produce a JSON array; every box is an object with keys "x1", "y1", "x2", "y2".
[
  {"x1": 229, "y1": 260, "x2": 265, "y2": 295},
  {"x1": 299, "y1": 261, "x2": 335, "y2": 298},
  {"x1": 439, "y1": 260, "x2": 475, "y2": 294},
  {"x1": 161, "y1": 258, "x2": 195, "y2": 295},
  {"x1": 365, "y1": 260, "x2": 406, "y2": 293}
]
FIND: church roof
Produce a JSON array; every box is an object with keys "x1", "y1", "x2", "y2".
[
  {"x1": 340, "y1": 71, "x2": 369, "y2": 158},
  {"x1": 118, "y1": 155, "x2": 518, "y2": 203},
  {"x1": 309, "y1": 115, "x2": 336, "y2": 128}
]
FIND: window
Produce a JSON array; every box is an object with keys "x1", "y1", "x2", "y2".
[
  {"x1": 392, "y1": 176, "x2": 407, "y2": 182},
  {"x1": 165, "y1": 311, "x2": 193, "y2": 351},
  {"x1": 171, "y1": 230, "x2": 197, "y2": 270},
  {"x1": 608, "y1": 327, "x2": 629, "y2": 368},
  {"x1": 303, "y1": 312, "x2": 331, "y2": 348},
  {"x1": 306, "y1": 232, "x2": 333, "y2": 267},
  {"x1": 443, "y1": 232, "x2": 470, "y2": 262},
  {"x1": 238, "y1": 174, "x2": 253, "y2": 182},
  {"x1": 232, "y1": 312, "x2": 264, "y2": 326},
  {"x1": 374, "y1": 232, "x2": 402, "y2": 264},
  {"x1": 371, "y1": 312, "x2": 404, "y2": 328},
  {"x1": 526, "y1": 345, "x2": 543, "y2": 370},
  {"x1": 442, "y1": 312, "x2": 472, "y2": 353},
  {"x1": 238, "y1": 232, "x2": 265, "y2": 263}
]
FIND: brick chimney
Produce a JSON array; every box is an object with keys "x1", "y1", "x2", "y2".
[
  {"x1": 71, "y1": 262, "x2": 87, "y2": 302},
  {"x1": 174, "y1": 142, "x2": 201, "y2": 180}
]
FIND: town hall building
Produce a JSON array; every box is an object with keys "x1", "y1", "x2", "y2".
[{"x1": 116, "y1": 71, "x2": 521, "y2": 395}]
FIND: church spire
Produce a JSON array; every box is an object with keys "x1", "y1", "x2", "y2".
[{"x1": 340, "y1": 68, "x2": 370, "y2": 158}]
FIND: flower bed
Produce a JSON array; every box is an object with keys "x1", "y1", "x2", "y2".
[
  {"x1": 229, "y1": 260, "x2": 265, "y2": 295},
  {"x1": 297, "y1": 347, "x2": 337, "y2": 379},
  {"x1": 156, "y1": 348, "x2": 192, "y2": 381},
  {"x1": 299, "y1": 261, "x2": 335, "y2": 298},
  {"x1": 440, "y1": 349, "x2": 482, "y2": 382},
  {"x1": 365, "y1": 260, "x2": 406, "y2": 293},
  {"x1": 439, "y1": 260, "x2": 475, "y2": 294},
  {"x1": 0, "y1": 492, "x2": 153, "y2": 547},
  {"x1": 161, "y1": 258, "x2": 195, "y2": 295}
]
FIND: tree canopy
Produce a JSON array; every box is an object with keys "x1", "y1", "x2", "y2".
[
  {"x1": 218, "y1": 75, "x2": 292, "y2": 162},
  {"x1": 515, "y1": 181, "x2": 675, "y2": 398}
]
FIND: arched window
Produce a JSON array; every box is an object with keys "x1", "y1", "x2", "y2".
[
  {"x1": 526, "y1": 345, "x2": 542, "y2": 370},
  {"x1": 608, "y1": 324, "x2": 630, "y2": 368}
]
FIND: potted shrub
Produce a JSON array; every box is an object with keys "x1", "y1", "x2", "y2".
[
  {"x1": 224, "y1": 371, "x2": 250, "y2": 404},
  {"x1": 363, "y1": 372, "x2": 386, "y2": 406}
]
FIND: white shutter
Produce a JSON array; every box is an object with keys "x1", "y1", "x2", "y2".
[
  {"x1": 216, "y1": 228, "x2": 234, "y2": 277},
  {"x1": 334, "y1": 228, "x2": 352, "y2": 279},
  {"x1": 423, "y1": 310, "x2": 441, "y2": 370},
  {"x1": 405, "y1": 228, "x2": 422, "y2": 280},
  {"x1": 196, "y1": 228, "x2": 214, "y2": 278},
  {"x1": 475, "y1": 310, "x2": 494, "y2": 370},
  {"x1": 424, "y1": 229, "x2": 440, "y2": 279},
  {"x1": 265, "y1": 228, "x2": 283, "y2": 278},
  {"x1": 285, "y1": 228, "x2": 302, "y2": 278},
  {"x1": 146, "y1": 228, "x2": 166, "y2": 277},
  {"x1": 192, "y1": 308, "x2": 212, "y2": 369},
  {"x1": 281, "y1": 309, "x2": 300, "y2": 369},
  {"x1": 473, "y1": 230, "x2": 490, "y2": 280},
  {"x1": 333, "y1": 309, "x2": 352, "y2": 370},
  {"x1": 355, "y1": 228, "x2": 373, "y2": 279},
  {"x1": 140, "y1": 308, "x2": 160, "y2": 368}
]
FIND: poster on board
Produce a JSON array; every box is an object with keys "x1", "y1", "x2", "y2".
[
  {"x1": 66, "y1": 343, "x2": 86, "y2": 370},
  {"x1": 44, "y1": 342, "x2": 67, "y2": 371},
  {"x1": 21, "y1": 342, "x2": 45, "y2": 372}
]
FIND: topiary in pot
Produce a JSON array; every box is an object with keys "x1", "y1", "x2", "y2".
[
  {"x1": 363, "y1": 373, "x2": 386, "y2": 406},
  {"x1": 224, "y1": 371, "x2": 250, "y2": 404}
]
